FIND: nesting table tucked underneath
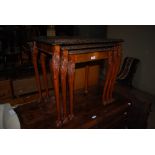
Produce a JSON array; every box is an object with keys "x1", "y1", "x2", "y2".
[{"x1": 32, "y1": 37, "x2": 123, "y2": 127}]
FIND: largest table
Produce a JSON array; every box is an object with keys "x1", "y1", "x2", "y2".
[{"x1": 33, "y1": 37, "x2": 123, "y2": 126}]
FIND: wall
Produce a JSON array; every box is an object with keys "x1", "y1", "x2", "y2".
[
  {"x1": 74, "y1": 25, "x2": 107, "y2": 38},
  {"x1": 107, "y1": 25, "x2": 155, "y2": 95}
]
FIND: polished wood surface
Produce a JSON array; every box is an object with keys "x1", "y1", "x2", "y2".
[
  {"x1": 60, "y1": 49, "x2": 68, "y2": 122},
  {"x1": 6, "y1": 83, "x2": 152, "y2": 129},
  {"x1": 50, "y1": 45, "x2": 61, "y2": 126},
  {"x1": 84, "y1": 65, "x2": 89, "y2": 94},
  {"x1": 33, "y1": 37, "x2": 123, "y2": 127},
  {"x1": 68, "y1": 58, "x2": 75, "y2": 120},
  {"x1": 40, "y1": 52, "x2": 49, "y2": 97},
  {"x1": 15, "y1": 88, "x2": 130, "y2": 129},
  {"x1": 102, "y1": 51, "x2": 113, "y2": 104},
  {"x1": 32, "y1": 42, "x2": 42, "y2": 102},
  {"x1": 109, "y1": 44, "x2": 122, "y2": 101},
  {"x1": 67, "y1": 49, "x2": 114, "y2": 119},
  {"x1": 71, "y1": 51, "x2": 110, "y2": 63}
]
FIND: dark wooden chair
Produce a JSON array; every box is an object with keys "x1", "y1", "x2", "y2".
[{"x1": 117, "y1": 57, "x2": 139, "y2": 86}]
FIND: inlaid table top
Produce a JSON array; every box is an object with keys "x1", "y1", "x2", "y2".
[
  {"x1": 36, "y1": 36, "x2": 123, "y2": 45},
  {"x1": 36, "y1": 36, "x2": 123, "y2": 54}
]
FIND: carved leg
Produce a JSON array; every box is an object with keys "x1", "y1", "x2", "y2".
[
  {"x1": 109, "y1": 45, "x2": 122, "y2": 101},
  {"x1": 50, "y1": 46, "x2": 61, "y2": 127},
  {"x1": 102, "y1": 52, "x2": 113, "y2": 105},
  {"x1": 84, "y1": 65, "x2": 89, "y2": 94},
  {"x1": 105, "y1": 51, "x2": 116, "y2": 104},
  {"x1": 107, "y1": 49, "x2": 118, "y2": 103},
  {"x1": 68, "y1": 59, "x2": 75, "y2": 120},
  {"x1": 40, "y1": 52, "x2": 49, "y2": 99},
  {"x1": 32, "y1": 42, "x2": 42, "y2": 102},
  {"x1": 60, "y1": 50, "x2": 68, "y2": 123}
]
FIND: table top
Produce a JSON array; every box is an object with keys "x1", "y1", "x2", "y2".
[
  {"x1": 36, "y1": 36, "x2": 123, "y2": 55},
  {"x1": 36, "y1": 36, "x2": 123, "y2": 46}
]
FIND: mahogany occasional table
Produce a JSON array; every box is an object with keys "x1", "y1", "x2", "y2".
[{"x1": 33, "y1": 37, "x2": 123, "y2": 127}]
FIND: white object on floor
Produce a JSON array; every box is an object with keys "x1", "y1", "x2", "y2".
[
  {"x1": 0, "y1": 103, "x2": 20, "y2": 129},
  {"x1": 91, "y1": 115, "x2": 97, "y2": 119}
]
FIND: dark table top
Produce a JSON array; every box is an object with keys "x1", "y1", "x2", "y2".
[
  {"x1": 36, "y1": 36, "x2": 123, "y2": 46},
  {"x1": 36, "y1": 36, "x2": 123, "y2": 55}
]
